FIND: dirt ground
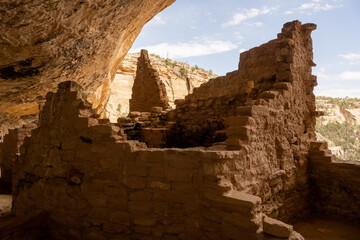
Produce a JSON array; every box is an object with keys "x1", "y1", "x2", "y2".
[
  {"x1": 294, "y1": 215, "x2": 360, "y2": 240},
  {"x1": 0, "y1": 194, "x2": 11, "y2": 218}
]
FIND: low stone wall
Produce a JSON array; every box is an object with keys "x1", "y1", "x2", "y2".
[
  {"x1": 12, "y1": 81, "x2": 266, "y2": 239},
  {"x1": 309, "y1": 141, "x2": 360, "y2": 221},
  {"x1": 0, "y1": 124, "x2": 36, "y2": 187}
]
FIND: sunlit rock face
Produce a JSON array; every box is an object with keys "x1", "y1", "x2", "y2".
[{"x1": 0, "y1": 0, "x2": 175, "y2": 128}]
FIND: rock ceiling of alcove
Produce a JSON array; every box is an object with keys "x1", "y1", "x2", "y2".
[{"x1": 0, "y1": 0, "x2": 175, "y2": 127}]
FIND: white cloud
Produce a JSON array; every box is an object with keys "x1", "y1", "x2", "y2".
[
  {"x1": 313, "y1": 67, "x2": 333, "y2": 80},
  {"x1": 340, "y1": 53, "x2": 360, "y2": 65},
  {"x1": 245, "y1": 22, "x2": 264, "y2": 27},
  {"x1": 314, "y1": 68, "x2": 360, "y2": 81},
  {"x1": 285, "y1": 1, "x2": 342, "y2": 15},
  {"x1": 340, "y1": 53, "x2": 360, "y2": 60},
  {"x1": 130, "y1": 39, "x2": 238, "y2": 59},
  {"x1": 149, "y1": 16, "x2": 165, "y2": 25},
  {"x1": 223, "y1": 7, "x2": 277, "y2": 27},
  {"x1": 315, "y1": 88, "x2": 360, "y2": 98},
  {"x1": 234, "y1": 32, "x2": 244, "y2": 44},
  {"x1": 338, "y1": 71, "x2": 360, "y2": 80},
  {"x1": 299, "y1": 3, "x2": 317, "y2": 10}
]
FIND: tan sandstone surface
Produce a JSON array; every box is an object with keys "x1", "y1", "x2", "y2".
[
  {"x1": 0, "y1": 0, "x2": 175, "y2": 129},
  {"x1": 0, "y1": 19, "x2": 359, "y2": 240}
]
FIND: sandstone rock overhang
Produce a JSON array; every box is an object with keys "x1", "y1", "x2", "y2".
[
  {"x1": 1, "y1": 19, "x2": 359, "y2": 240},
  {"x1": 0, "y1": 0, "x2": 175, "y2": 129}
]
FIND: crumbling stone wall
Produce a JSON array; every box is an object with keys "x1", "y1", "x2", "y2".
[
  {"x1": 169, "y1": 21, "x2": 317, "y2": 151},
  {"x1": 8, "y1": 19, "x2": 359, "y2": 239},
  {"x1": 309, "y1": 142, "x2": 360, "y2": 221},
  {"x1": 129, "y1": 50, "x2": 170, "y2": 112},
  {"x1": 12, "y1": 81, "x2": 270, "y2": 240},
  {"x1": 0, "y1": 124, "x2": 36, "y2": 187},
  {"x1": 167, "y1": 21, "x2": 318, "y2": 222}
]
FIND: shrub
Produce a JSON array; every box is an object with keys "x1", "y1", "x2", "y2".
[
  {"x1": 316, "y1": 96, "x2": 360, "y2": 109},
  {"x1": 316, "y1": 120, "x2": 360, "y2": 161},
  {"x1": 150, "y1": 53, "x2": 160, "y2": 58},
  {"x1": 179, "y1": 67, "x2": 188, "y2": 78},
  {"x1": 164, "y1": 58, "x2": 171, "y2": 66}
]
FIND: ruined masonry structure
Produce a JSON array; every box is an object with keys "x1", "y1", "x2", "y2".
[
  {"x1": 129, "y1": 50, "x2": 170, "y2": 112},
  {"x1": 0, "y1": 124, "x2": 36, "y2": 188},
  {"x1": 167, "y1": 20, "x2": 320, "y2": 222},
  {"x1": 0, "y1": 21, "x2": 358, "y2": 239},
  {"x1": 11, "y1": 81, "x2": 265, "y2": 239}
]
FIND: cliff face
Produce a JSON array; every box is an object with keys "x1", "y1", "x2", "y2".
[
  {"x1": 105, "y1": 53, "x2": 212, "y2": 121},
  {"x1": 0, "y1": 0, "x2": 175, "y2": 128},
  {"x1": 315, "y1": 97, "x2": 360, "y2": 161}
]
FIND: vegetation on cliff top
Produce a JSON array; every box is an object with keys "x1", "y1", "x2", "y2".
[
  {"x1": 150, "y1": 53, "x2": 219, "y2": 79},
  {"x1": 316, "y1": 96, "x2": 360, "y2": 109},
  {"x1": 316, "y1": 96, "x2": 360, "y2": 161}
]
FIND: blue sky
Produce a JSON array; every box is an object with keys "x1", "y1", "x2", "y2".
[{"x1": 130, "y1": 0, "x2": 360, "y2": 97}]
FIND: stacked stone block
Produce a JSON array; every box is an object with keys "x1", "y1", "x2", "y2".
[
  {"x1": 12, "y1": 81, "x2": 283, "y2": 239},
  {"x1": 309, "y1": 141, "x2": 360, "y2": 221},
  {"x1": 0, "y1": 124, "x2": 36, "y2": 188},
  {"x1": 129, "y1": 49, "x2": 170, "y2": 112},
  {"x1": 5, "y1": 20, "x2": 357, "y2": 239},
  {"x1": 164, "y1": 21, "x2": 318, "y2": 222}
]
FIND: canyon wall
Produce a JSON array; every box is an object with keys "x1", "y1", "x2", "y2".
[{"x1": 0, "y1": 0, "x2": 175, "y2": 128}]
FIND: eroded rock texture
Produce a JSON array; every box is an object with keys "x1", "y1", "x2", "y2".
[
  {"x1": 0, "y1": 0, "x2": 175, "y2": 128},
  {"x1": 129, "y1": 50, "x2": 170, "y2": 112},
  {"x1": 1, "y1": 21, "x2": 359, "y2": 239}
]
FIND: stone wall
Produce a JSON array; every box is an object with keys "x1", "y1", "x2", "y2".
[
  {"x1": 104, "y1": 53, "x2": 209, "y2": 121},
  {"x1": 130, "y1": 50, "x2": 170, "y2": 112},
  {"x1": 7, "y1": 20, "x2": 358, "y2": 239},
  {"x1": 12, "y1": 81, "x2": 271, "y2": 239},
  {"x1": 0, "y1": 124, "x2": 36, "y2": 187},
  {"x1": 166, "y1": 21, "x2": 318, "y2": 222},
  {"x1": 309, "y1": 141, "x2": 360, "y2": 221}
]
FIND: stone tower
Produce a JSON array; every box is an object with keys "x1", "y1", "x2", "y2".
[{"x1": 129, "y1": 49, "x2": 170, "y2": 112}]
